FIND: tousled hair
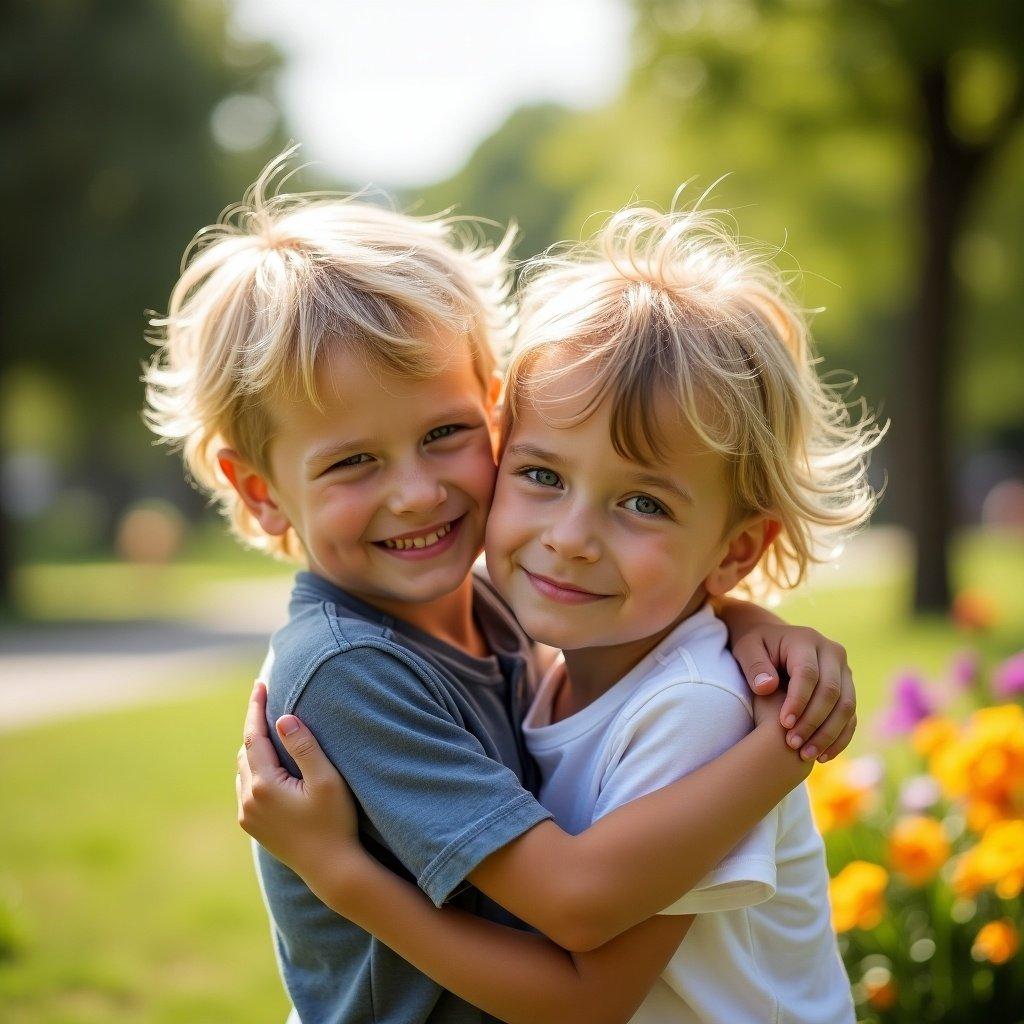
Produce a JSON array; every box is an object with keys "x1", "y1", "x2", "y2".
[
  {"x1": 503, "y1": 204, "x2": 884, "y2": 596},
  {"x1": 144, "y1": 148, "x2": 514, "y2": 559}
]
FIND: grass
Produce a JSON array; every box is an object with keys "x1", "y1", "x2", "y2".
[
  {"x1": 0, "y1": 680, "x2": 289, "y2": 1024},
  {"x1": 1, "y1": 530, "x2": 1021, "y2": 1020}
]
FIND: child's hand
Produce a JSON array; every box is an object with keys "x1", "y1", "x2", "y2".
[
  {"x1": 236, "y1": 682, "x2": 365, "y2": 886},
  {"x1": 752, "y1": 690, "x2": 814, "y2": 779},
  {"x1": 727, "y1": 614, "x2": 856, "y2": 762}
]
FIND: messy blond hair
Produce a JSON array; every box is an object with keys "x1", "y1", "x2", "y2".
[
  {"x1": 503, "y1": 204, "x2": 884, "y2": 596},
  {"x1": 144, "y1": 149, "x2": 514, "y2": 560}
]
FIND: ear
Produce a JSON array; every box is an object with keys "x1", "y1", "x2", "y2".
[
  {"x1": 217, "y1": 449, "x2": 292, "y2": 537},
  {"x1": 704, "y1": 516, "x2": 782, "y2": 597},
  {"x1": 486, "y1": 371, "x2": 505, "y2": 451}
]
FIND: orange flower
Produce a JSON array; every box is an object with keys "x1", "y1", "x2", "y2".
[
  {"x1": 952, "y1": 589, "x2": 998, "y2": 631},
  {"x1": 930, "y1": 705, "x2": 1024, "y2": 828},
  {"x1": 951, "y1": 820, "x2": 1024, "y2": 899},
  {"x1": 808, "y1": 758, "x2": 875, "y2": 834},
  {"x1": 972, "y1": 920, "x2": 1020, "y2": 965},
  {"x1": 829, "y1": 861, "x2": 888, "y2": 933},
  {"x1": 888, "y1": 816, "x2": 950, "y2": 886},
  {"x1": 912, "y1": 716, "x2": 958, "y2": 759},
  {"x1": 865, "y1": 976, "x2": 898, "y2": 1011}
]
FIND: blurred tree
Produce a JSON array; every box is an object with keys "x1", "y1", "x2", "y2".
[
  {"x1": 0, "y1": 0, "x2": 285, "y2": 612},
  {"x1": 424, "y1": 0, "x2": 1023, "y2": 615},
  {"x1": 632, "y1": 0, "x2": 1024, "y2": 611}
]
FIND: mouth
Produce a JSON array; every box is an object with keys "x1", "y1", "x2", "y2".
[
  {"x1": 522, "y1": 568, "x2": 612, "y2": 605},
  {"x1": 373, "y1": 515, "x2": 464, "y2": 560}
]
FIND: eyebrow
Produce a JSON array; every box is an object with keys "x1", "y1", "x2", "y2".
[{"x1": 506, "y1": 442, "x2": 693, "y2": 505}]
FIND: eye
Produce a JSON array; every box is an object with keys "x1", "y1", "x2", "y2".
[
  {"x1": 622, "y1": 494, "x2": 667, "y2": 517},
  {"x1": 520, "y1": 467, "x2": 563, "y2": 489},
  {"x1": 333, "y1": 452, "x2": 374, "y2": 470},
  {"x1": 423, "y1": 424, "x2": 464, "y2": 444}
]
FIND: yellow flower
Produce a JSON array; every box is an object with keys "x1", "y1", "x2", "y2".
[
  {"x1": 829, "y1": 861, "x2": 888, "y2": 933},
  {"x1": 912, "y1": 716, "x2": 958, "y2": 758},
  {"x1": 930, "y1": 705, "x2": 1024, "y2": 828},
  {"x1": 951, "y1": 819, "x2": 1024, "y2": 899},
  {"x1": 972, "y1": 920, "x2": 1020, "y2": 965},
  {"x1": 888, "y1": 816, "x2": 950, "y2": 886},
  {"x1": 808, "y1": 758, "x2": 874, "y2": 834}
]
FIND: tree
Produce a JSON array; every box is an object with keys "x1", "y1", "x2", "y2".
[{"x1": 0, "y1": 0, "x2": 285, "y2": 611}]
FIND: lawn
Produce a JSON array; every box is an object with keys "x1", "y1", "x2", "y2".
[{"x1": 1, "y1": 530, "x2": 1021, "y2": 1021}]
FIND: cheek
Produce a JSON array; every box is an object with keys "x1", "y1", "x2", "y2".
[
  {"x1": 452, "y1": 438, "x2": 498, "y2": 505},
  {"x1": 617, "y1": 529, "x2": 696, "y2": 604},
  {"x1": 486, "y1": 477, "x2": 536, "y2": 555},
  {"x1": 315, "y1": 485, "x2": 378, "y2": 545}
]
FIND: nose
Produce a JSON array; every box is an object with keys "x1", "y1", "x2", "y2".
[
  {"x1": 540, "y1": 501, "x2": 601, "y2": 563},
  {"x1": 386, "y1": 458, "x2": 448, "y2": 517}
]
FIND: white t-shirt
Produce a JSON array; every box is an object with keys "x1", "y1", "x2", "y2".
[{"x1": 522, "y1": 603, "x2": 854, "y2": 1024}]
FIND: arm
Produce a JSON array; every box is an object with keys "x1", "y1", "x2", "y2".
[
  {"x1": 716, "y1": 596, "x2": 858, "y2": 761},
  {"x1": 469, "y1": 690, "x2": 801, "y2": 950},
  {"x1": 240, "y1": 672, "x2": 805, "y2": 954}
]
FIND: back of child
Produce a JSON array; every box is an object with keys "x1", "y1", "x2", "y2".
[{"x1": 492, "y1": 204, "x2": 881, "y2": 1022}]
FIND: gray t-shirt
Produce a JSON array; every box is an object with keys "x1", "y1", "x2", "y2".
[{"x1": 256, "y1": 571, "x2": 553, "y2": 1024}]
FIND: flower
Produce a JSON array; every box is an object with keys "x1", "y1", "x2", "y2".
[
  {"x1": 948, "y1": 649, "x2": 981, "y2": 689},
  {"x1": 993, "y1": 652, "x2": 1024, "y2": 698},
  {"x1": 930, "y1": 705, "x2": 1024, "y2": 829},
  {"x1": 972, "y1": 920, "x2": 1020, "y2": 965},
  {"x1": 888, "y1": 816, "x2": 950, "y2": 885},
  {"x1": 952, "y1": 820, "x2": 1024, "y2": 899},
  {"x1": 952, "y1": 589, "x2": 998, "y2": 632},
  {"x1": 912, "y1": 716, "x2": 958, "y2": 759},
  {"x1": 830, "y1": 861, "x2": 888, "y2": 933},
  {"x1": 808, "y1": 758, "x2": 876, "y2": 833},
  {"x1": 898, "y1": 774, "x2": 942, "y2": 813},
  {"x1": 879, "y1": 672, "x2": 936, "y2": 736}
]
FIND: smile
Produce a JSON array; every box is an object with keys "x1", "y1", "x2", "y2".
[
  {"x1": 522, "y1": 568, "x2": 612, "y2": 605},
  {"x1": 374, "y1": 516, "x2": 464, "y2": 560}
]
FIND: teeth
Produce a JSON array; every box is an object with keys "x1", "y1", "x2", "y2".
[{"x1": 383, "y1": 521, "x2": 452, "y2": 550}]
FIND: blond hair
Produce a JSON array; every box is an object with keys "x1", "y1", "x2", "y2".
[
  {"x1": 144, "y1": 149, "x2": 514, "y2": 560},
  {"x1": 503, "y1": 204, "x2": 884, "y2": 596}
]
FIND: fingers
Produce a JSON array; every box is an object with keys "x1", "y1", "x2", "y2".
[
  {"x1": 799, "y1": 665, "x2": 856, "y2": 761},
  {"x1": 787, "y1": 645, "x2": 846, "y2": 757},
  {"x1": 779, "y1": 651, "x2": 820, "y2": 733},
  {"x1": 274, "y1": 715, "x2": 336, "y2": 787},
  {"x1": 731, "y1": 637, "x2": 780, "y2": 695},
  {"x1": 243, "y1": 681, "x2": 287, "y2": 777},
  {"x1": 817, "y1": 713, "x2": 857, "y2": 763}
]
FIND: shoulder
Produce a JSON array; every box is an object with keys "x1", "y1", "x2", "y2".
[{"x1": 267, "y1": 605, "x2": 446, "y2": 716}]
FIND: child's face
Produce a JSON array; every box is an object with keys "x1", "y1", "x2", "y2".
[
  {"x1": 485, "y1": 359, "x2": 741, "y2": 653},
  {"x1": 264, "y1": 340, "x2": 496, "y2": 609}
]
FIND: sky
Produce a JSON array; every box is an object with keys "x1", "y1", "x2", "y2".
[{"x1": 231, "y1": 0, "x2": 632, "y2": 188}]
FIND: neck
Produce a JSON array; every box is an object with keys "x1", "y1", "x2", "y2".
[
  {"x1": 558, "y1": 589, "x2": 707, "y2": 719},
  {"x1": 359, "y1": 576, "x2": 488, "y2": 659}
]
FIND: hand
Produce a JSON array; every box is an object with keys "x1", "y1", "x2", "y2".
[
  {"x1": 730, "y1": 622, "x2": 856, "y2": 763},
  {"x1": 752, "y1": 690, "x2": 814, "y2": 780},
  {"x1": 236, "y1": 682, "x2": 364, "y2": 882}
]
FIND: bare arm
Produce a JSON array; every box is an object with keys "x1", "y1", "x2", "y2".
[
  {"x1": 239, "y1": 684, "x2": 806, "y2": 954},
  {"x1": 469, "y1": 702, "x2": 807, "y2": 950},
  {"x1": 314, "y1": 852, "x2": 690, "y2": 1024}
]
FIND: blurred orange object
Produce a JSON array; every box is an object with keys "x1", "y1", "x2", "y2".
[
  {"x1": 952, "y1": 589, "x2": 998, "y2": 631},
  {"x1": 829, "y1": 861, "x2": 888, "y2": 933},
  {"x1": 808, "y1": 758, "x2": 876, "y2": 834},
  {"x1": 972, "y1": 920, "x2": 1020, "y2": 965},
  {"x1": 888, "y1": 816, "x2": 950, "y2": 886}
]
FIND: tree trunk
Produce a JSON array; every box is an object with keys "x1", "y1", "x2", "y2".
[{"x1": 903, "y1": 66, "x2": 978, "y2": 613}]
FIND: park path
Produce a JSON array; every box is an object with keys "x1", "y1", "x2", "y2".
[
  {"x1": 0, "y1": 529, "x2": 909, "y2": 732},
  {"x1": 0, "y1": 578, "x2": 291, "y2": 732}
]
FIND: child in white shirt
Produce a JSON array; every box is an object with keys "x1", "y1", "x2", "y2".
[{"x1": 236, "y1": 202, "x2": 880, "y2": 1022}]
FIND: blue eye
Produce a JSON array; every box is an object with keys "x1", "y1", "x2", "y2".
[
  {"x1": 424, "y1": 424, "x2": 462, "y2": 443},
  {"x1": 522, "y1": 467, "x2": 562, "y2": 488},
  {"x1": 623, "y1": 494, "x2": 666, "y2": 517}
]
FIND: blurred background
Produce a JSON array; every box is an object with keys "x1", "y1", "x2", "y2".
[{"x1": 1, "y1": 1, "x2": 1022, "y2": 1021}]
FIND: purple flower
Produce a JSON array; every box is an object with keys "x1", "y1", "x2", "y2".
[
  {"x1": 948, "y1": 650, "x2": 980, "y2": 690},
  {"x1": 879, "y1": 672, "x2": 936, "y2": 736},
  {"x1": 993, "y1": 653, "x2": 1024, "y2": 698}
]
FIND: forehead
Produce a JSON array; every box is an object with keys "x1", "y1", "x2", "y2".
[
  {"x1": 278, "y1": 335, "x2": 485, "y2": 430},
  {"x1": 510, "y1": 354, "x2": 726, "y2": 484}
]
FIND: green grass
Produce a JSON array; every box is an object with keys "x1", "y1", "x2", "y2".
[
  {"x1": 0, "y1": 680, "x2": 289, "y2": 1024},
  {"x1": 1, "y1": 531, "x2": 1021, "y2": 1020}
]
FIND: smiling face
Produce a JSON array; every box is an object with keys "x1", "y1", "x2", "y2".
[
  {"x1": 486, "y1": 357, "x2": 766, "y2": 656},
  {"x1": 262, "y1": 339, "x2": 497, "y2": 614}
]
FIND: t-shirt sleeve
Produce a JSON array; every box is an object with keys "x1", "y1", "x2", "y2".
[
  {"x1": 592, "y1": 680, "x2": 778, "y2": 915},
  {"x1": 286, "y1": 643, "x2": 552, "y2": 907}
]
